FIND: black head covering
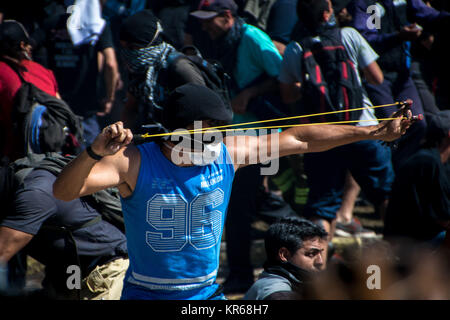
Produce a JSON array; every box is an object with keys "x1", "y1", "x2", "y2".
[
  {"x1": 119, "y1": 9, "x2": 162, "y2": 48},
  {"x1": 0, "y1": 20, "x2": 31, "y2": 56},
  {"x1": 163, "y1": 83, "x2": 233, "y2": 131}
]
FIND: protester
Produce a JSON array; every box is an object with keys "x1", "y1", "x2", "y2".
[
  {"x1": 383, "y1": 110, "x2": 450, "y2": 249},
  {"x1": 0, "y1": 20, "x2": 60, "y2": 164},
  {"x1": 279, "y1": 0, "x2": 393, "y2": 247},
  {"x1": 45, "y1": 12, "x2": 120, "y2": 145},
  {"x1": 349, "y1": 0, "x2": 449, "y2": 170},
  {"x1": 244, "y1": 217, "x2": 327, "y2": 300},
  {"x1": 53, "y1": 82, "x2": 412, "y2": 300},
  {"x1": 0, "y1": 153, "x2": 128, "y2": 300}
]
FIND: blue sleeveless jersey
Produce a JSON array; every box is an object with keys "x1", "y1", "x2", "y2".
[{"x1": 120, "y1": 142, "x2": 235, "y2": 300}]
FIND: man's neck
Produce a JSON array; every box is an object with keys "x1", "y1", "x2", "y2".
[{"x1": 160, "y1": 143, "x2": 195, "y2": 167}]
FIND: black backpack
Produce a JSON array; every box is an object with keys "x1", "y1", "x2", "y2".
[
  {"x1": 136, "y1": 48, "x2": 232, "y2": 133},
  {"x1": 0, "y1": 153, "x2": 125, "y2": 233},
  {"x1": 2, "y1": 61, "x2": 84, "y2": 160},
  {"x1": 178, "y1": 46, "x2": 232, "y2": 111},
  {"x1": 295, "y1": 27, "x2": 364, "y2": 123}
]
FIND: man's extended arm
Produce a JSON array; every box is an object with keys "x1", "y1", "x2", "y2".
[{"x1": 226, "y1": 107, "x2": 412, "y2": 171}]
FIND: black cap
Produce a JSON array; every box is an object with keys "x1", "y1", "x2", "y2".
[
  {"x1": 0, "y1": 20, "x2": 30, "y2": 46},
  {"x1": 119, "y1": 10, "x2": 162, "y2": 48},
  {"x1": 163, "y1": 83, "x2": 233, "y2": 131}
]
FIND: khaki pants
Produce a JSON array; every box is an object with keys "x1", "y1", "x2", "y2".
[{"x1": 81, "y1": 258, "x2": 129, "y2": 300}]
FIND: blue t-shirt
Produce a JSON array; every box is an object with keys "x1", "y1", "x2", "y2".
[{"x1": 120, "y1": 142, "x2": 235, "y2": 300}]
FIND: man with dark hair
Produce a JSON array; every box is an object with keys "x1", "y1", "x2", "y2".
[
  {"x1": 244, "y1": 217, "x2": 328, "y2": 300},
  {"x1": 384, "y1": 110, "x2": 450, "y2": 249}
]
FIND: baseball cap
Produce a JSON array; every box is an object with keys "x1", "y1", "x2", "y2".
[
  {"x1": 426, "y1": 110, "x2": 450, "y2": 143},
  {"x1": 190, "y1": 0, "x2": 238, "y2": 20},
  {"x1": 0, "y1": 20, "x2": 31, "y2": 46},
  {"x1": 163, "y1": 83, "x2": 233, "y2": 131}
]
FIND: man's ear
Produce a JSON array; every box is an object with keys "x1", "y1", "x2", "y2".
[
  {"x1": 278, "y1": 247, "x2": 291, "y2": 262},
  {"x1": 20, "y1": 41, "x2": 27, "y2": 51}
]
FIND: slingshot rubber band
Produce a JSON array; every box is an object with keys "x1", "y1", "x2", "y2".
[{"x1": 138, "y1": 101, "x2": 411, "y2": 139}]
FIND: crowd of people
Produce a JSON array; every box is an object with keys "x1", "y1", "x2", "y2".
[{"x1": 0, "y1": 0, "x2": 449, "y2": 300}]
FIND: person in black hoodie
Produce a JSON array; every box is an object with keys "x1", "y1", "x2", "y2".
[{"x1": 244, "y1": 216, "x2": 328, "y2": 300}]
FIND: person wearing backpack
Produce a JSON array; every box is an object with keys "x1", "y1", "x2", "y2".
[
  {"x1": 118, "y1": 9, "x2": 209, "y2": 133},
  {"x1": 279, "y1": 0, "x2": 395, "y2": 255},
  {"x1": 0, "y1": 152, "x2": 129, "y2": 300},
  {"x1": 349, "y1": 0, "x2": 450, "y2": 170},
  {"x1": 0, "y1": 20, "x2": 60, "y2": 164}
]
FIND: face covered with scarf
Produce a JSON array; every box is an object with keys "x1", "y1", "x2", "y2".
[
  {"x1": 120, "y1": 20, "x2": 169, "y2": 75},
  {"x1": 119, "y1": 10, "x2": 176, "y2": 111}
]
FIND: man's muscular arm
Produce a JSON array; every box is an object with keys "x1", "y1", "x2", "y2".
[
  {"x1": 226, "y1": 106, "x2": 412, "y2": 171},
  {"x1": 53, "y1": 122, "x2": 136, "y2": 201}
]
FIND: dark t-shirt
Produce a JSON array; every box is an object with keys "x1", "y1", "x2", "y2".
[
  {"x1": 46, "y1": 15, "x2": 114, "y2": 117},
  {"x1": 1, "y1": 169, "x2": 127, "y2": 288},
  {"x1": 384, "y1": 148, "x2": 450, "y2": 242}
]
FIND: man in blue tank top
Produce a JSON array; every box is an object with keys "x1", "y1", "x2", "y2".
[{"x1": 53, "y1": 83, "x2": 413, "y2": 299}]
